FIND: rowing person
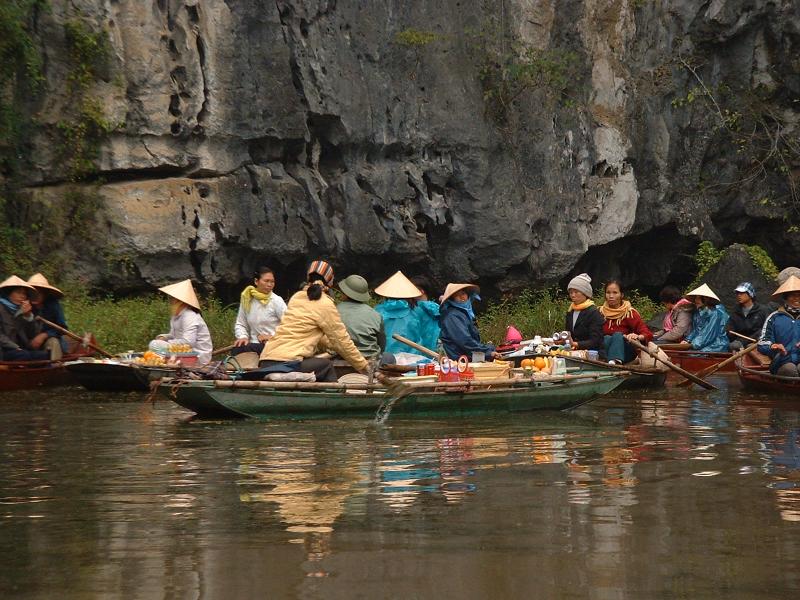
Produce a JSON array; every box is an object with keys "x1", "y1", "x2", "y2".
[
  {"x1": 758, "y1": 275, "x2": 800, "y2": 377},
  {"x1": 0, "y1": 275, "x2": 50, "y2": 361},
  {"x1": 439, "y1": 282, "x2": 495, "y2": 361},
  {"x1": 684, "y1": 284, "x2": 729, "y2": 352},
  {"x1": 727, "y1": 282, "x2": 768, "y2": 351},
  {"x1": 598, "y1": 279, "x2": 653, "y2": 364},
  {"x1": 153, "y1": 279, "x2": 213, "y2": 364},
  {"x1": 27, "y1": 273, "x2": 68, "y2": 358}
]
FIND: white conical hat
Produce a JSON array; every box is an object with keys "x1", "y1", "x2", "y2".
[
  {"x1": 440, "y1": 282, "x2": 480, "y2": 304},
  {"x1": 0, "y1": 275, "x2": 36, "y2": 292},
  {"x1": 771, "y1": 275, "x2": 800, "y2": 300},
  {"x1": 686, "y1": 283, "x2": 720, "y2": 302},
  {"x1": 158, "y1": 279, "x2": 201, "y2": 310},
  {"x1": 27, "y1": 273, "x2": 64, "y2": 298},
  {"x1": 374, "y1": 271, "x2": 421, "y2": 299}
]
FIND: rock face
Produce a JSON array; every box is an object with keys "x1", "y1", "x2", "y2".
[
  {"x1": 701, "y1": 244, "x2": 778, "y2": 313},
  {"x1": 8, "y1": 0, "x2": 800, "y2": 296}
]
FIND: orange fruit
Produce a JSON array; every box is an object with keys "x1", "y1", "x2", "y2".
[{"x1": 534, "y1": 357, "x2": 546, "y2": 369}]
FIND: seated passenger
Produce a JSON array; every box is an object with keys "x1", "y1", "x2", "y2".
[
  {"x1": 564, "y1": 273, "x2": 603, "y2": 352},
  {"x1": 599, "y1": 280, "x2": 653, "y2": 364},
  {"x1": 727, "y1": 282, "x2": 768, "y2": 351},
  {"x1": 438, "y1": 282, "x2": 495, "y2": 360},
  {"x1": 684, "y1": 284, "x2": 730, "y2": 352},
  {"x1": 154, "y1": 279, "x2": 213, "y2": 364},
  {"x1": 409, "y1": 275, "x2": 441, "y2": 354},
  {"x1": 0, "y1": 275, "x2": 50, "y2": 362},
  {"x1": 336, "y1": 274, "x2": 388, "y2": 362},
  {"x1": 259, "y1": 260, "x2": 368, "y2": 382},
  {"x1": 758, "y1": 275, "x2": 800, "y2": 377},
  {"x1": 232, "y1": 266, "x2": 287, "y2": 357},
  {"x1": 27, "y1": 273, "x2": 68, "y2": 358},
  {"x1": 652, "y1": 285, "x2": 694, "y2": 344},
  {"x1": 375, "y1": 271, "x2": 440, "y2": 356}
]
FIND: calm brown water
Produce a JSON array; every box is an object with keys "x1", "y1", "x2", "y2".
[{"x1": 1, "y1": 378, "x2": 799, "y2": 599}]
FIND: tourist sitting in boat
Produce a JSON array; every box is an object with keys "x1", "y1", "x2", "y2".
[
  {"x1": 727, "y1": 282, "x2": 768, "y2": 351},
  {"x1": 684, "y1": 284, "x2": 730, "y2": 352},
  {"x1": 259, "y1": 260, "x2": 369, "y2": 382},
  {"x1": 375, "y1": 271, "x2": 440, "y2": 356},
  {"x1": 599, "y1": 280, "x2": 653, "y2": 364},
  {"x1": 564, "y1": 273, "x2": 603, "y2": 352},
  {"x1": 652, "y1": 285, "x2": 694, "y2": 344},
  {"x1": 758, "y1": 275, "x2": 800, "y2": 377},
  {"x1": 27, "y1": 273, "x2": 69, "y2": 358},
  {"x1": 439, "y1": 282, "x2": 495, "y2": 360},
  {"x1": 231, "y1": 266, "x2": 287, "y2": 357},
  {"x1": 336, "y1": 274, "x2": 388, "y2": 362},
  {"x1": 154, "y1": 279, "x2": 213, "y2": 364},
  {"x1": 0, "y1": 276, "x2": 50, "y2": 362}
]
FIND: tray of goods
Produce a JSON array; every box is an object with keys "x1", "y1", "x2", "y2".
[
  {"x1": 133, "y1": 351, "x2": 167, "y2": 366},
  {"x1": 471, "y1": 360, "x2": 511, "y2": 380}
]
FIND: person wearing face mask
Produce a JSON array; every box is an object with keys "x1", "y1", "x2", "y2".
[
  {"x1": 564, "y1": 273, "x2": 604, "y2": 353},
  {"x1": 598, "y1": 279, "x2": 653, "y2": 364},
  {"x1": 0, "y1": 276, "x2": 50, "y2": 361},
  {"x1": 684, "y1": 284, "x2": 730, "y2": 352},
  {"x1": 758, "y1": 276, "x2": 800, "y2": 377},
  {"x1": 232, "y1": 266, "x2": 287, "y2": 357},
  {"x1": 438, "y1": 282, "x2": 495, "y2": 361},
  {"x1": 153, "y1": 279, "x2": 213, "y2": 364}
]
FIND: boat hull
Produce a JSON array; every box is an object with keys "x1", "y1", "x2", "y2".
[
  {"x1": 160, "y1": 375, "x2": 626, "y2": 419},
  {"x1": 664, "y1": 350, "x2": 736, "y2": 373},
  {"x1": 0, "y1": 361, "x2": 75, "y2": 392},
  {"x1": 736, "y1": 354, "x2": 800, "y2": 393},
  {"x1": 65, "y1": 361, "x2": 175, "y2": 392}
]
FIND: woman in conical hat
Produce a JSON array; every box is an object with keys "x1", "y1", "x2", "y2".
[
  {"x1": 27, "y1": 273, "x2": 69, "y2": 358},
  {"x1": 153, "y1": 279, "x2": 213, "y2": 364},
  {"x1": 374, "y1": 271, "x2": 440, "y2": 357},
  {"x1": 438, "y1": 282, "x2": 495, "y2": 361},
  {"x1": 757, "y1": 275, "x2": 800, "y2": 377},
  {"x1": 0, "y1": 275, "x2": 50, "y2": 362},
  {"x1": 684, "y1": 283, "x2": 730, "y2": 352}
]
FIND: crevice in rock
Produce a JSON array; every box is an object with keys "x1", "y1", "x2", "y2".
[
  {"x1": 194, "y1": 33, "x2": 210, "y2": 133},
  {"x1": 244, "y1": 165, "x2": 260, "y2": 195}
]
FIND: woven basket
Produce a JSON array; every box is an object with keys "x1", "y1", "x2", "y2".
[{"x1": 471, "y1": 361, "x2": 511, "y2": 381}]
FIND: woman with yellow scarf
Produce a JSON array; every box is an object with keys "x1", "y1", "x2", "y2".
[
  {"x1": 599, "y1": 279, "x2": 653, "y2": 364},
  {"x1": 232, "y1": 267, "x2": 287, "y2": 356},
  {"x1": 564, "y1": 273, "x2": 604, "y2": 353}
]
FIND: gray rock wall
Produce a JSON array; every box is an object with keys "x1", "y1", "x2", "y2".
[{"x1": 10, "y1": 0, "x2": 799, "y2": 294}]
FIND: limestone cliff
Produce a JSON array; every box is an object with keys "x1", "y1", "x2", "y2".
[{"x1": 5, "y1": 0, "x2": 799, "y2": 294}]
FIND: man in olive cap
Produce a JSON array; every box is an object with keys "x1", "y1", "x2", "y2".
[{"x1": 336, "y1": 275, "x2": 389, "y2": 362}]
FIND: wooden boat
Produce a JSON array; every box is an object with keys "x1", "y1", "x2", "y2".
[
  {"x1": 159, "y1": 371, "x2": 629, "y2": 419},
  {"x1": 661, "y1": 343, "x2": 736, "y2": 373},
  {"x1": 0, "y1": 342, "x2": 95, "y2": 392},
  {"x1": 736, "y1": 352, "x2": 800, "y2": 393},
  {"x1": 64, "y1": 360, "x2": 177, "y2": 392}
]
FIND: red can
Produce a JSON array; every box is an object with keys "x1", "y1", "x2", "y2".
[
  {"x1": 417, "y1": 364, "x2": 425, "y2": 376},
  {"x1": 425, "y1": 363, "x2": 435, "y2": 376}
]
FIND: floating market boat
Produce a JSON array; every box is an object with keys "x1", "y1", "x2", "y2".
[
  {"x1": 0, "y1": 345, "x2": 96, "y2": 392},
  {"x1": 736, "y1": 352, "x2": 800, "y2": 393},
  {"x1": 159, "y1": 371, "x2": 629, "y2": 419},
  {"x1": 660, "y1": 344, "x2": 736, "y2": 374},
  {"x1": 64, "y1": 359, "x2": 177, "y2": 392}
]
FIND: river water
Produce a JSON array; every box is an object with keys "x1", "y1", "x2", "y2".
[{"x1": 1, "y1": 378, "x2": 799, "y2": 599}]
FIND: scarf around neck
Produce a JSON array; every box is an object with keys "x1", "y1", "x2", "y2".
[
  {"x1": 0, "y1": 297, "x2": 20, "y2": 313},
  {"x1": 599, "y1": 300, "x2": 634, "y2": 325},
  {"x1": 663, "y1": 298, "x2": 691, "y2": 331},
  {"x1": 569, "y1": 299, "x2": 595, "y2": 312},
  {"x1": 447, "y1": 297, "x2": 476, "y2": 321},
  {"x1": 241, "y1": 285, "x2": 272, "y2": 313}
]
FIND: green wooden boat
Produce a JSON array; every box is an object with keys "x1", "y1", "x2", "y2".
[{"x1": 159, "y1": 371, "x2": 628, "y2": 419}]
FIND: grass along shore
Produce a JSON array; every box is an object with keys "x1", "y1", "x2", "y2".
[{"x1": 62, "y1": 287, "x2": 659, "y2": 354}]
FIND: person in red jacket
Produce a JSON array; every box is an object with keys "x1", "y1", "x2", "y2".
[{"x1": 599, "y1": 280, "x2": 653, "y2": 364}]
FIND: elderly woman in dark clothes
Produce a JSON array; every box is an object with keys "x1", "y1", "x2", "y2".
[{"x1": 564, "y1": 273, "x2": 604, "y2": 353}]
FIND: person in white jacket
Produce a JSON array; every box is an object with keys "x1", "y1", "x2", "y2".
[
  {"x1": 154, "y1": 279, "x2": 213, "y2": 364},
  {"x1": 231, "y1": 266, "x2": 287, "y2": 356}
]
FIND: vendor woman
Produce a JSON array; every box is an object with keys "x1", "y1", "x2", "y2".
[
  {"x1": 599, "y1": 279, "x2": 653, "y2": 364},
  {"x1": 684, "y1": 283, "x2": 729, "y2": 352},
  {"x1": 565, "y1": 273, "x2": 604, "y2": 352},
  {"x1": 758, "y1": 275, "x2": 800, "y2": 377},
  {"x1": 154, "y1": 279, "x2": 213, "y2": 364},
  {"x1": 259, "y1": 260, "x2": 368, "y2": 382},
  {"x1": 232, "y1": 266, "x2": 287, "y2": 356},
  {"x1": 438, "y1": 282, "x2": 494, "y2": 360}
]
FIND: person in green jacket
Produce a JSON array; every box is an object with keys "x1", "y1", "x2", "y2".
[{"x1": 336, "y1": 274, "x2": 390, "y2": 362}]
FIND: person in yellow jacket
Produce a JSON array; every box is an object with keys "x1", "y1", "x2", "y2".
[{"x1": 258, "y1": 260, "x2": 369, "y2": 382}]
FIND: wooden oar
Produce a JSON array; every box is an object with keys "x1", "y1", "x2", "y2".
[
  {"x1": 677, "y1": 341, "x2": 759, "y2": 387},
  {"x1": 627, "y1": 339, "x2": 717, "y2": 390},
  {"x1": 212, "y1": 343, "x2": 236, "y2": 357},
  {"x1": 729, "y1": 331, "x2": 756, "y2": 343},
  {"x1": 34, "y1": 316, "x2": 114, "y2": 358},
  {"x1": 392, "y1": 334, "x2": 441, "y2": 360}
]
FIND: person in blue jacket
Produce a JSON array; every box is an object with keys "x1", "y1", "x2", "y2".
[
  {"x1": 758, "y1": 275, "x2": 800, "y2": 376},
  {"x1": 438, "y1": 282, "x2": 495, "y2": 360},
  {"x1": 375, "y1": 271, "x2": 440, "y2": 356},
  {"x1": 684, "y1": 283, "x2": 730, "y2": 352}
]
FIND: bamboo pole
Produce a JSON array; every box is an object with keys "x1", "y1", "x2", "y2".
[
  {"x1": 392, "y1": 334, "x2": 441, "y2": 360},
  {"x1": 34, "y1": 316, "x2": 114, "y2": 358},
  {"x1": 628, "y1": 339, "x2": 718, "y2": 390},
  {"x1": 677, "y1": 341, "x2": 759, "y2": 386}
]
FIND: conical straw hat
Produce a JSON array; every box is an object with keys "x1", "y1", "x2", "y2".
[
  {"x1": 27, "y1": 273, "x2": 64, "y2": 298},
  {"x1": 0, "y1": 275, "x2": 36, "y2": 292},
  {"x1": 686, "y1": 283, "x2": 720, "y2": 302},
  {"x1": 441, "y1": 282, "x2": 480, "y2": 304},
  {"x1": 374, "y1": 271, "x2": 421, "y2": 299},
  {"x1": 771, "y1": 275, "x2": 800, "y2": 300},
  {"x1": 158, "y1": 279, "x2": 201, "y2": 311}
]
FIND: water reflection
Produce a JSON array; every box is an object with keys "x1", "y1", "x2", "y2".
[{"x1": 0, "y1": 385, "x2": 799, "y2": 598}]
